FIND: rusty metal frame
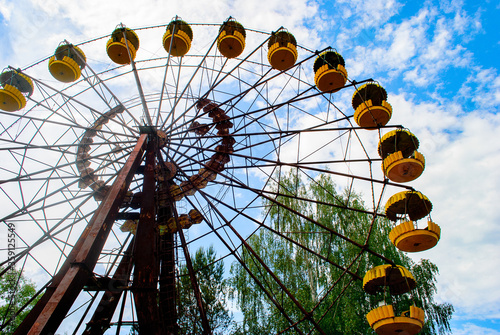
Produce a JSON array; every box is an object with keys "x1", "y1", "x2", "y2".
[
  {"x1": 132, "y1": 135, "x2": 161, "y2": 334},
  {"x1": 18, "y1": 134, "x2": 147, "y2": 335},
  {"x1": 82, "y1": 237, "x2": 135, "y2": 335}
]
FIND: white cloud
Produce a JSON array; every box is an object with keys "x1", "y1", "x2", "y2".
[
  {"x1": 341, "y1": 7, "x2": 431, "y2": 80},
  {"x1": 459, "y1": 67, "x2": 500, "y2": 111},
  {"x1": 335, "y1": 0, "x2": 402, "y2": 31},
  {"x1": 1, "y1": 0, "x2": 322, "y2": 71},
  {"x1": 339, "y1": 1, "x2": 485, "y2": 93},
  {"x1": 453, "y1": 323, "x2": 500, "y2": 335},
  {"x1": 0, "y1": 0, "x2": 13, "y2": 21}
]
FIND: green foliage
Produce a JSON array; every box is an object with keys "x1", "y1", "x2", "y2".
[
  {"x1": 0, "y1": 267, "x2": 38, "y2": 334},
  {"x1": 177, "y1": 246, "x2": 235, "y2": 335},
  {"x1": 230, "y1": 170, "x2": 453, "y2": 334}
]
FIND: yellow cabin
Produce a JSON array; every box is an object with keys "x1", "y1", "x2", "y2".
[
  {"x1": 352, "y1": 83, "x2": 392, "y2": 129},
  {"x1": 378, "y1": 129, "x2": 425, "y2": 183},
  {"x1": 106, "y1": 26, "x2": 140, "y2": 64},
  {"x1": 363, "y1": 264, "x2": 416, "y2": 295},
  {"x1": 389, "y1": 220, "x2": 441, "y2": 252},
  {"x1": 156, "y1": 210, "x2": 203, "y2": 234},
  {"x1": 180, "y1": 179, "x2": 197, "y2": 196},
  {"x1": 163, "y1": 19, "x2": 193, "y2": 57},
  {"x1": 169, "y1": 184, "x2": 184, "y2": 202},
  {"x1": 49, "y1": 43, "x2": 86, "y2": 83},
  {"x1": 267, "y1": 29, "x2": 297, "y2": 71},
  {"x1": 0, "y1": 69, "x2": 33, "y2": 112},
  {"x1": 313, "y1": 50, "x2": 347, "y2": 92},
  {"x1": 120, "y1": 220, "x2": 138, "y2": 234},
  {"x1": 217, "y1": 19, "x2": 246, "y2": 58},
  {"x1": 189, "y1": 209, "x2": 204, "y2": 224},
  {"x1": 385, "y1": 190, "x2": 432, "y2": 222},
  {"x1": 367, "y1": 305, "x2": 425, "y2": 335}
]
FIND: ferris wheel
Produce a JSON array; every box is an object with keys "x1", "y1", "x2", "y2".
[{"x1": 0, "y1": 17, "x2": 440, "y2": 334}]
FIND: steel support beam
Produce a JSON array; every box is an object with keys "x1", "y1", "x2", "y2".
[
  {"x1": 14, "y1": 216, "x2": 97, "y2": 335},
  {"x1": 24, "y1": 134, "x2": 147, "y2": 335},
  {"x1": 82, "y1": 237, "x2": 135, "y2": 335},
  {"x1": 159, "y1": 231, "x2": 178, "y2": 334},
  {"x1": 132, "y1": 136, "x2": 161, "y2": 334}
]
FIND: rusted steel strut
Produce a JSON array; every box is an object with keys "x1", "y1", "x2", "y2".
[
  {"x1": 82, "y1": 237, "x2": 135, "y2": 335},
  {"x1": 132, "y1": 135, "x2": 161, "y2": 334},
  {"x1": 17, "y1": 134, "x2": 147, "y2": 335}
]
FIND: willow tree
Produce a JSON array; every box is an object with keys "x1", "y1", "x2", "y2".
[
  {"x1": 0, "y1": 267, "x2": 38, "y2": 334},
  {"x1": 230, "y1": 171, "x2": 453, "y2": 334},
  {"x1": 177, "y1": 246, "x2": 234, "y2": 335}
]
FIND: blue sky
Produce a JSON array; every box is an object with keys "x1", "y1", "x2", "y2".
[{"x1": 0, "y1": 0, "x2": 499, "y2": 333}]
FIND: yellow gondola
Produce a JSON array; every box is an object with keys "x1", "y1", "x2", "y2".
[
  {"x1": 363, "y1": 264, "x2": 416, "y2": 295},
  {"x1": 189, "y1": 173, "x2": 208, "y2": 189},
  {"x1": 367, "y1": 305, "x2": 425, "y2": 335},
  {"x1": 106, "y1": 26, "x2": 140, "y2": 64},
  {"x1": 313, "y1": 50, "x2": 347, "y2": 92},
  {"x1": 169, "y1": 184, "x2": 184, "y2": 201},
  {"x1": 156, "y1": 209, "x2": 202, "y2": 234},
  {"x1": 199, "y1": 168, "x2": 217, "y2": 182},
  {"x1": 165, "y1": 214, "x2": 192, "y2": 232},
  {"x1": 378, "y1": 129, "x2": 425, "y2": 183},
  {"x1": 163, "y1": 162, "x2": 177, "y2": 180},
  {"x1": 352, "y1": 83, "x2": 392, "y2": 129},
  {"x1": 0, "y1": 69, "x2": 33, "y2": 112},
  {"x1": 389, "y1": 220, "x2": 441, "y2": 252},
  {"x1": 49, "y1": 43, "x2": 86, "y2": 82},
  {"x1": 217, "y1": 19, "x2": 246, "y2": 58},
  {"x1": 189, "y1": 209, "x2": 204, "y2": 224},
  {"x1": 75, "y1": 105, "x2": 125, "y2": 193},
  {"x1": 267, "y1": 29, "x2": 297, "y2": 71},
  {"x1": 156, "y1": 161, "x2": 177, "y2": 182},
  {"x1": 180, "y1": 180, "x2": 196, "y2": 196},
  {"x1": 163, "y1": 19, "x2": 193, "y2": 57},
  {"x1": 120, "y1": 220, "x2": 138, "y2": 234},
  {"x1": 385, "y1": 191, "x2": 432, "y2": 222}
]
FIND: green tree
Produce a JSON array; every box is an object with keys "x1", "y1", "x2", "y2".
[
  {"x1": 230, "y1": 171, "x2": 453, "y2": 334},
  {"x1": 177, "y1": 246, "x2": 235, "y2": 334},
  {"x1": 0, "y1": 267, "x2": 38, "y2": 334}
]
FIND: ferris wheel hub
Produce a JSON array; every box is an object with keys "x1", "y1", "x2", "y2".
[{"x1": 139, "y1": 125, "x2": 157, "y2": 134}]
